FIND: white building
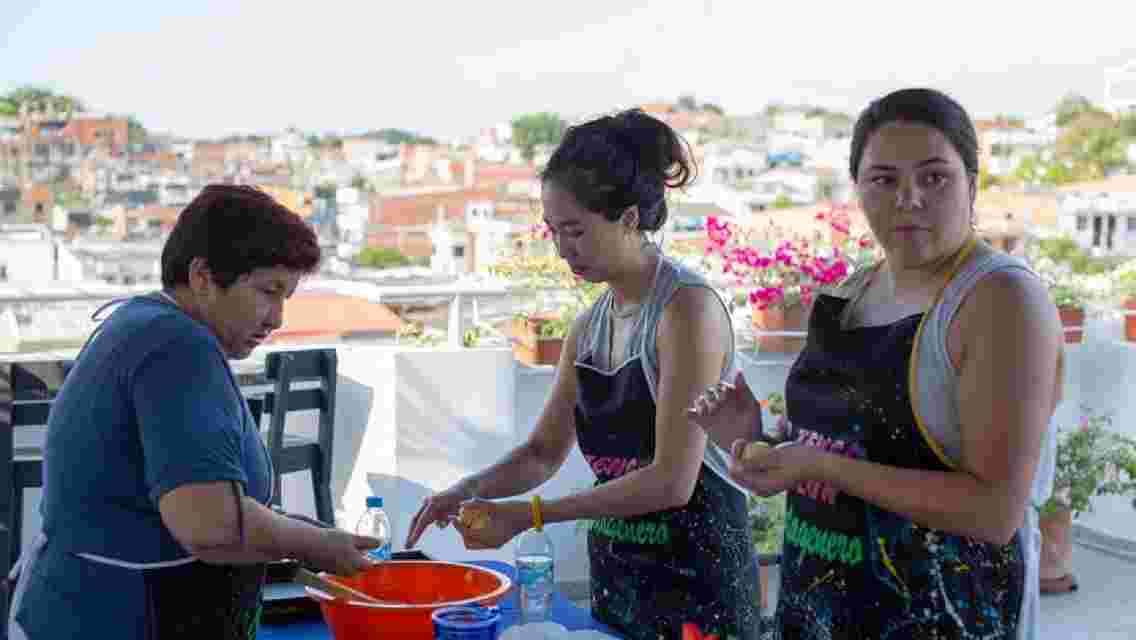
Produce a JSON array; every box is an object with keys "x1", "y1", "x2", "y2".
[
  {"x1": 270, "y1": 128, "x2": 309, "y2": 165},
  {"x1": 67, "y1": 239, "x2": 163, "y2": 285},
  {"x1": 750, "y1": 168, "x2": 820, "y2": 207},
  {"x1": 342, "y1": 137, "x2": 399, "y2": 174},
  {"x1": 701, "y1": 144, "x2": 768, "y2": 187},
  {"x1": 1057, "y1": 182, "x2": 1136, "y2": 257},
  {"x1": 772, "y1": 109, "x2": 825, "y2": 141},
  {"x1": 335, "y1": 187, "x2": 371, "y2": 250}
]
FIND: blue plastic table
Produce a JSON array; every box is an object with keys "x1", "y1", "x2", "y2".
[{"x1": 258, "y1": 560, "x2": 619, "y2": 638}]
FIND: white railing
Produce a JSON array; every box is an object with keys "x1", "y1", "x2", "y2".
[{"x1": 3, "y1": 278, "x2": 1134, "y2": 353}]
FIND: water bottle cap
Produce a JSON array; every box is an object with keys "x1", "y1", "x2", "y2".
[{"x1": 366, "y1": 496, "x2": 383, "y2": 508}]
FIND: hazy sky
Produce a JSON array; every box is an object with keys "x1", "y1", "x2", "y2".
[{"x1": 4, "y1": 0, "x2": 1136, "y2": 141}]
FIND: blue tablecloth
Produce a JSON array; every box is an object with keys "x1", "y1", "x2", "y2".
[{"x1": 258, "y1": 560, "x2": 618, "y2": 639}]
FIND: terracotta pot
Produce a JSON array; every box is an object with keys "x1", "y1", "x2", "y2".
[
  {"x1": 751, "y1": 303, "x2": 807, "y2": 353},
  {"x1": 1039, "y1": 508, "x2": 1078, "y2": 594},
  {"x1": 1057, "y1": 306, "x2": 1085, "y2": 344},
  {"x1": 1125, "y1": 298, "x2": 1136, "y2": 343},
  {"x1": 510, "y1": 316, "x2": 564, "y2": 366}
]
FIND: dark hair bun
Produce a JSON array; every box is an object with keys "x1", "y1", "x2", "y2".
[{"x1": 543, "y1": 108, "x2": 696, "y2": 232}]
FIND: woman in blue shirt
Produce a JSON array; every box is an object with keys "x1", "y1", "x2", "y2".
[{"x1": 10, "y1": 185, "x2": 381, "y2": 640}]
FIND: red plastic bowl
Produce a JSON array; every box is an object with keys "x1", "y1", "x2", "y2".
[{"x1": 304, "y1": 561, "x2": 512, "y2": 639}]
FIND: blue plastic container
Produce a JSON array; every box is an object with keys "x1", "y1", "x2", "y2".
[{"x1": 431, "y1": 605, "x2": 501, "y2": 640}]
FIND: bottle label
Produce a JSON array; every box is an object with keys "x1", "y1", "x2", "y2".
[{"x1": 517, "y1": 564, "x2": 552, "y2": 586}]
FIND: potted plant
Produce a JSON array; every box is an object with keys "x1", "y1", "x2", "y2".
[
  {"x1": 1049, "y1": 281, "x2": 1089, "y2": 344},
  {"x1": 1025, "y1": 237, "x2": 1106, "y2": 344},
  {"x1": 746, "y1": 392, "x2": 790, "y2": 610},
  {"x1": 703, "y1": 205, "x2": 877, "y2": 353},
  {"x1": 1036, "y1": 408, "x2": 1136, "y2": 594},
  {"x1": 509, "y1": 310, "x2": 572, "y2": 366},
  {"x1": 748, "y1": 492, "x2": 785, "y2": 611},
  {"x1": 395, "y1": 321, "x2": 446, "y2": 348},
  {"x1": 490, "y1": 226, "x2": 605, "y2": 365},
  {"x1": 1115, "y1": 270, "x2": 1136, "y2": 343}
]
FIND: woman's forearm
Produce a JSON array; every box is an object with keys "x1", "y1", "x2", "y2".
[
  {"x1": 188, "y1": 497, "x2": 324, "y2": 566},
  {"x1": 462, "y1": 441, "x2": 564, "y2": 501},
  {"x1": 817, "y1": 453, "x2": 1024, "y2": 545},
  {"x1": 542, "y1": 463, "x2": 689, "y2": 525}
]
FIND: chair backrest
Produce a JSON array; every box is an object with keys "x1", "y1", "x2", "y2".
[
  {"x1": 1, "y1": 359, "x2": 67, "y2": 621},
  {"x1": 262, "y1": 349, "x2": 337, "y2": 503},
  {"x1": 0, "y1": 363, "x2": 14, "y2": 618}
]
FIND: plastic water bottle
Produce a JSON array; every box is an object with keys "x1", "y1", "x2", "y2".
[
  {"x1": 515, "y1": 520, "x2": 555, "y2": 623},
  {"x1": 356, "y1": 496, "x2": 392, "y2": 561}
]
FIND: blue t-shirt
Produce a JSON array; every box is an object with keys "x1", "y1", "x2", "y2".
[{"x1": 14, "y1": 294, "x2": 273, "y2": 638}]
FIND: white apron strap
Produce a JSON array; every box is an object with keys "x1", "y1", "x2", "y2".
[{"x1": 7, "y1": 530, "x2": 47, "y2": 640}]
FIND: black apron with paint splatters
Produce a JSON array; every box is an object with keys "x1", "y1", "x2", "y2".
[
  {"x1": 775, "y1": 290, "x2": 1025, "y2": 639},
  {"x1": 575, "y1": 353, "x2": 761, "y2": 640}
]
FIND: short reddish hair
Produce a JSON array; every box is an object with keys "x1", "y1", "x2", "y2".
[{"x1": 161, "y1": 184, "x2": 320, "y2": 289}]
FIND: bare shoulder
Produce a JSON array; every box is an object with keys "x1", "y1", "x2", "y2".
[
  {"x1": 957, "y1": 269, "x2": 1060, "y2": 341},
  {"x1": 658, "y1": 287, "x2": 727, "y2": 347},
  {"x1": 659, "y1": 286, "x2": 730, "y2": 334}
]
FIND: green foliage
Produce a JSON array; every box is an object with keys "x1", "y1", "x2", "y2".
[
  {"x1": 126, "y1": 115, "x2": 147, "y2": 145},
  {"x1": 396, "y1": 321, "x2": 445, "y2": 348},
  {"x1": 978, "y1": 166, "x2": 1001, "y2": 190},
  {"x1": 1049, "y1": 283, "x2": 1086, "y2": 308},
  {"x1": 355, "y1": 247, "x2": 411, "y2": 269},
  {"x1": 54, "y1": 190, "x2": 89, "y2": 209},
  {"x1": 462, "y1": 326, "x2": 486, "y2": 348},
  {"x1": 1116, "y1": 271, "x2": 1136, "y2": 298},
  {"x1": 748, "y1": 493, "x2": 786, "y2": 554},
  {"x1": 307, "y1": 134, "x2": 343, "y2": 149},
  {"x1": 536, "y1": 315, "x2": 572, "y2": 338},
  {"x1": 1038, "y1": 409, "x2": 1136, "y2": 518},
  {"x1": 1054, "y1": 93, "x2": 1102, "y2": 128},
  {"x1": 510, "y1": 112, "x2": 566, "y2": 163},
  {"x1": 1, "y1": 86, "x2": 86, "y2": 115},
  {"x1": 350, "y1": 174, "x2": 371, "y2": 192},
  {"x1": 1034, "y1": 236, "x2": 1109, "y2": 275},
  {"x1": 1057, "y1": 114, "x2": 1128, "y2": 177},
  {"x1": 364, "y1": 128, "x2": 437, "y2": 146},
  {"x1": 701, "y1": 102, "x2": 725, "y2": 116},
  {"x1": 770, "y1": 194, "x2": 795, "y2": 209},
  {"x1": 313, "y1": 182, "x2": 337, "y2": 201},
  {"x1": 1012, "y1": 154, "x2": 1078, "y2": 186},
  {"x1": 1119, "y1": 114, "x2": 1136, "y2": 139}
]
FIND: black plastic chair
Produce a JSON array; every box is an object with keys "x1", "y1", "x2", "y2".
[
  {"x1": 1, "y1": 360, "x2": 68, "y2": 626},
  {"x1": 4, "y1": 362, "x2": 67, "y2": 569},
  {"x1": 1, "y1": 362, "x2": 14, "y2": 621},
  {"x1": 261, "y1": 349, "x2": 337, "y2": 525}
]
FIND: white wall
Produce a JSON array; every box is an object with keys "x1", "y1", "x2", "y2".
[{"x1": 0, "y1": 236, "x2": 87, "y2": 283}]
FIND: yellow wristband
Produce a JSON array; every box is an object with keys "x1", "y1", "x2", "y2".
[{"x1": 531, "y1": 495, "x2": 544, "y2": 531}]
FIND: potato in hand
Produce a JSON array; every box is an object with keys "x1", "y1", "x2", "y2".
[
  {"x1": 458, "y1": 504, "x2": 491, "y2": 531},
  {"x1": 741, "y1": 441, "x2": 772, "y2": 465}
]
